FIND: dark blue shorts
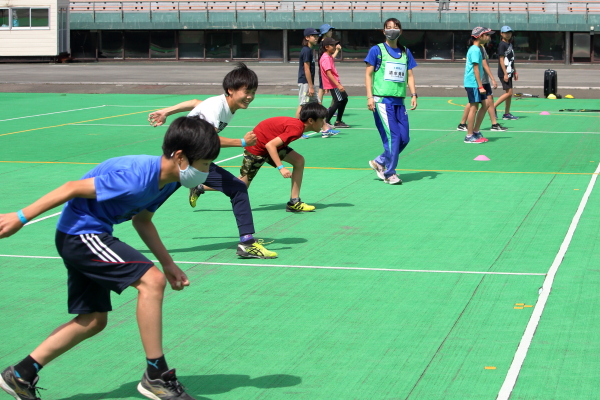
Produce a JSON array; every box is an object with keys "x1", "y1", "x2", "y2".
[
  {"x1": 55, "y1": 230, "x2": 154, "y2": 314},
  {"x1": 465, "y1": 87, "x2": 488, "y2": 104},
  {"x1": 483, "y1": 83, "x2": 493, "y2": 96}
]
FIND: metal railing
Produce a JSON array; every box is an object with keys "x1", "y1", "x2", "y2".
[{"x1": 69, "y1": 0, "x2": 600, "y2": 23}]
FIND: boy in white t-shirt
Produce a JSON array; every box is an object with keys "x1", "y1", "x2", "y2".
[{"x1": 148, "y1": 63, "x2": 277, "y2": 259}]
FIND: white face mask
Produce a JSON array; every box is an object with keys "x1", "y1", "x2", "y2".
[
  {"x1": 179, "y1": 164, "x2": 208, "y2": 188},
  {"x1": 384, "y1": 29, "x2": 401, "y2": 41},
  {"x1": 172, "y1": 153, "x2": 209, "y2": 188}
]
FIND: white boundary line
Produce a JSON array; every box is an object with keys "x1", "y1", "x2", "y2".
[
  {"x1": 496, "y1": 161, "x2": 600, "y2": 400},
  {"x1": 0, "y1": 254, "x2": 545, "y2": 276},
  {"x1": 0, "y1": 106, "x2": 107, "y2": 122},
  {"x1": 24, "y1": 212, "x2": 62, "y2": 226}
]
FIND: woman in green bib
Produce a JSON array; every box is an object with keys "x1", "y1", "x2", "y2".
[{"x1": 365, "y1": 18, "x2": 418, "y2": 185}]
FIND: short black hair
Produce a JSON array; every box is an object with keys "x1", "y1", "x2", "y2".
[
  {"x1": 383, "y1": 18, "x2": 401, "y2": 29},
  {"x1": 222, "y1": 62, "x2": 259, "y2": 96},
  {"x1": 299, "y1": 102, "x2": 328, "y2": 122},
  {"x1": 162, "y1": 116, "x2": 220, "y2": 163}
]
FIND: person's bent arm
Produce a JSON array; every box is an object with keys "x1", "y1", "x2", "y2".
[
  {"x1": 0, "y1": 178, "x2": 96, "y2": 239},
  {"x1": 473, "y1": 64, "x2": 485, "y2": 93},
  {"x1": 499, "y1": 55, "x2": 508, "y2": 82},
  {"x1": 365, "y1": 65, "x2": 375, "y2": 111},
  {"x1": 132, "y1": 209, "x2": 189, "y2": 291},
  {"x1": 407, "y1": 69, "x2": 418, "y2": 110},
  {"x1": 265, "y1": 137, "x2": 291, "y2": 178},
  {"x1": 148, "y1": 99, "x2": 203, "y2": 127},
  {"x1": 220, "y1": 130, "x2": 257, "y2": 148},
  {"x1": 326, "y1": 70, "x2": 344, "y2": 91}
]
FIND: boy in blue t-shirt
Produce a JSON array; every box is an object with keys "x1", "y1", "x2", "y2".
[
  {"x1": 463, "y1": 27, "x2": 492, "y2": 144},
  {"x1": 0, "y1": 116, "x2": 219, "y2": 400}
]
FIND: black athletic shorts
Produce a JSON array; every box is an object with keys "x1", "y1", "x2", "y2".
[
  {"x1": 55, "y1": 230, "x2": 155, "y2": 314},
  {"x1": 499, "y1": 76, "x2": 513, "y2": 90}
]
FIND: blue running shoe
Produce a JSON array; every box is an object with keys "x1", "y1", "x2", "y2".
[
  {"x1": 301, "y1": 134, "x2": 310, "y2": 139},
  {"x1": 502, "y1": 113, "x2": 519, "y2": 120}
]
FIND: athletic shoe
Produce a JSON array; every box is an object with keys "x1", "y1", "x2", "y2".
[
  {"x1": 236, "y1": 240, "x2": 278, "y2": 259},
  {"x1": 0, "y1": 366, "x2": 43, "y2": 400},
  {"x1": 368, "y1": 160, "x2": 385, "y2": 180},
  {"x1": 301, "y1": 134, "x2": 310, "y2": 139},
  {"x1": 333, "y1": 121, "x2": 350, "y2": 128},
  {"x1": 384, "y1": 174, "x2": 402, "y2": 185},
  {"x1": 137, "y1": 369, "x2": 194, "y2": 400},
  {"x1": 456, "y1": 123, "x2": 468, "y2": 131},
  {"x1": 490, "y1": 123, "x2": 508, "y2": 131},
  {"x1": 502, "y1": 113, "x2": 519, "y2": 120},
  {"x1": 321, "y1": 129, "x2": 340, "y2": 138},
  {"x1": 464, "y1": 135, "x2": 486, "y2": 143},
  {"x1": 286, "y1": 200, "x2": 316, "y2": 213},
  {"x1": 472, "y1": 131, "x2": 489, "y2": 142},
  {"x1": 188, "y1": 185, "x2": 205, "y2": 208}
]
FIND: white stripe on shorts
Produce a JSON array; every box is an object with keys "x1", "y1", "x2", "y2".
[
  {"x1": 80, "y1": 234, "x2": 113, "y2": 262},
  {"x1": 90, "y1": 234, "x2": 125, "y2": 263}
]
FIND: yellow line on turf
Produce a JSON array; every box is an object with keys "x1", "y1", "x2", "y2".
[
  {"x1": 1, "y1": 160, "x2": 598, "y2": 175},
  {"x1": 0, "y1": 109, "x2": 157, "y2": 137}
]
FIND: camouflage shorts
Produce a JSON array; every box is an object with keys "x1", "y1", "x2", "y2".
[{"x1": 240, "y1": 147, "x2": 294, "y2": 182}]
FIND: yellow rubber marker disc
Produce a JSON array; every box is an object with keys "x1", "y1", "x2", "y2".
[{"x1": 485, "y1": 366, "x2": 497, "y2": 370}]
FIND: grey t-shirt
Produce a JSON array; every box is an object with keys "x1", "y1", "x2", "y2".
[{"x1": 480, "y1": 45, "x2": 489, "y2": 85}]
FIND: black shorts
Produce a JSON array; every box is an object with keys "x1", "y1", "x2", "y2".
[
  {"x1": 55, "y1": 230, "x2": 155, "y2": 314},
  {"x1": 483, "y1": 83, "x2": 493, "y2": 96},
  {"x1": 499, "y1": 76, "x2": 513, "y2": 90},
  {"x1": 240, "y1": 147, "x2": 294, "y2": 182}
]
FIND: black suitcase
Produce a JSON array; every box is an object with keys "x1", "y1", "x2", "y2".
[{"x1": 544, "y1": 69, "x2": 557, "y2": 97}]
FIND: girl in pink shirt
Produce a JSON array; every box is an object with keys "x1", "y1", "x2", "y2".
[{"x1": 319, "y1": 37, "x2": 350, "y2": 128}]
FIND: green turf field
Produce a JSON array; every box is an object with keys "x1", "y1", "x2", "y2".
[{"x1": 1, "y1": 92, "x2": 600, "y2": 400}]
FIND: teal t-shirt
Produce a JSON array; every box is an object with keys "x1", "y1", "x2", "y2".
[{"x1": 464, "y1": 45, "x2": 483, "y2": 88}]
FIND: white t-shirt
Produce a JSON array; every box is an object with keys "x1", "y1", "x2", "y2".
[{"x1": 188, "y1": 94, "x2": 233, "y2": 133}]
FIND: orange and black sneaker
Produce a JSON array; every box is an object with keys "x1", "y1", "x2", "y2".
[
  {"x1": 138, "y1": 369, "x2": 194, "y2": 400},
  {"x1": 0, "y1": 366, "x2": 43, "y2": 400}
]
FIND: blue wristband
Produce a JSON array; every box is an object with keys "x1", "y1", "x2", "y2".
[
  {"x1": 241, "y1": 138, "x2": 247, "y2": 147},
  {"x1": 17, "y1": 210, "x2": 28, "y2": 224},
  {"x1": 277, "y1": 165, "x2": 284, "y2": 170}
]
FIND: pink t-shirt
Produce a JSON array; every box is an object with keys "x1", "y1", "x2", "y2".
[{"x1": 319, "y1": 53, "x2": 340, "y2": 90}]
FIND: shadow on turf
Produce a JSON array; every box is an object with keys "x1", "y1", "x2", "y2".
[
  {"x1": 485, "y1": 136, "x2": 511, "y2": 142},
  {"x1": 192, "y1": 202, "x2": 354, "y2": 213},
  {"x1": 397, "y1": 171, "x2": 441, "y2": 182},
  {"x1": 54, "y1": 373, "x2": 302, "y2": 400},
  {"x1": 139, "y1": 237, "x2": 308, "y2": 254}
]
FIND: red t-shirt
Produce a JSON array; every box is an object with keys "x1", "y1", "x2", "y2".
[{"x1": 246, "y1": 117, "x2": 305, "y2": 156}]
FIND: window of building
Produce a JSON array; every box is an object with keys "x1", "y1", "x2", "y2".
[
  {"x1": 206, "y1": 31, "x2": 231, "y2": 58},
  {"x1": 425, "y1": 31, "x2": 453, "y2": 60},
  {"x1": 512, "y1": 32, "x2": 537, "y2": 61},
  {"x1": 400, "y1": 31, "x2": 424, "y2": 59},
  {"x1": 287, "y1": 30, "x2": 305, "y2": 60},
  {"x1": 537, "y1": 32, "x2": 564, "y2": 61},
  {"x1": 151, "y1": 31, "x2": 176, "y2": 59},
  {"x1": 125, "y1": 31, "x2": 150, "y2": 58},
  {"x1": 232, "y1": 30, "x2": 259, "y2": 58},
  {"x1": 31, "y1": 8, "x2": 49, "y2": 27},
  {"x1": 340, "y1": 30, "x2": 380, "y2": 60},
  {"x1": 71, "y1": 30, "x2": 97, "y2": 59},
  {"x1": 99, "y1": 31, "x2": 123, "y2": 58},
  {"x1": 453, "y1": 31, "x2": 471, "y2": 60},
  {"x1": 178, "y1": 31, "x2": 204, "y2": 59},
  {"x1": 1, "y1": 8, "x2": 10, "y2": 29},
  {"x1": 259, "y1": 30, "x2": 283, "y2": 59}
]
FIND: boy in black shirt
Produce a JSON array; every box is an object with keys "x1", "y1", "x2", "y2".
[
  {"x1": 494, "y1": 26, "x2": 519, "y2": 120},
  {"x1": 296, "y1": 27, "x2": 320, "y2": 120}
]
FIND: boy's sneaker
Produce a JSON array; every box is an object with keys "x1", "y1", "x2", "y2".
[
  {"x1": 333, "y1": 121, "x2": 350, "y2": 128},
  {"x1": 301, "y1": 134, "x2": 310, "y2": 139},
  {"x1": 0, "y1": 366, "x2": 43, "y2": 400},
  {"x1": 502, "y1": 113, "x2": 519, "y2": 120},
  {"x1": 464, "y1": 135, "x2": 486, "y2": 144},
  {"x1": 456, "y1": 123, "x2": 468, "y2": 131},
  {"x1": 368, "y1": 160, "x2": 385, "y2": 180},
  {"x1": 236, "y1": 240, "x2": 277, "y2": 259},
  {"x1": 490, "y1": 123, "x2": 508, "y2": 131},
  {"x1": 138, "y1": 369, "x2": 195, "y2": 400},
  {"x1": 188, "y1": 185, "x2": 205, "y2": 208},
  {"x1": 472, "y1": 131, "x2": 489, "y2": 142},
  {"x1": 321, "y1": 129, "x2": 340, "y2": 138},
  {"x1": 286, "y1": 200, "x2": 316, "y2": 213},
  {"x1": 384, "y1": 174, "x2": 403, "y2": 185}
]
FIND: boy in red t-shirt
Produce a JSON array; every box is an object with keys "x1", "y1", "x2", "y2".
[{"x1": 239, "y1": 102, "x2": 328, "y2": 212}]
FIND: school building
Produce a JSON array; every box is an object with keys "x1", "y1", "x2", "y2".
[{"x1": 1, "y1": 0, "x2": 599, "y2": 63}]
